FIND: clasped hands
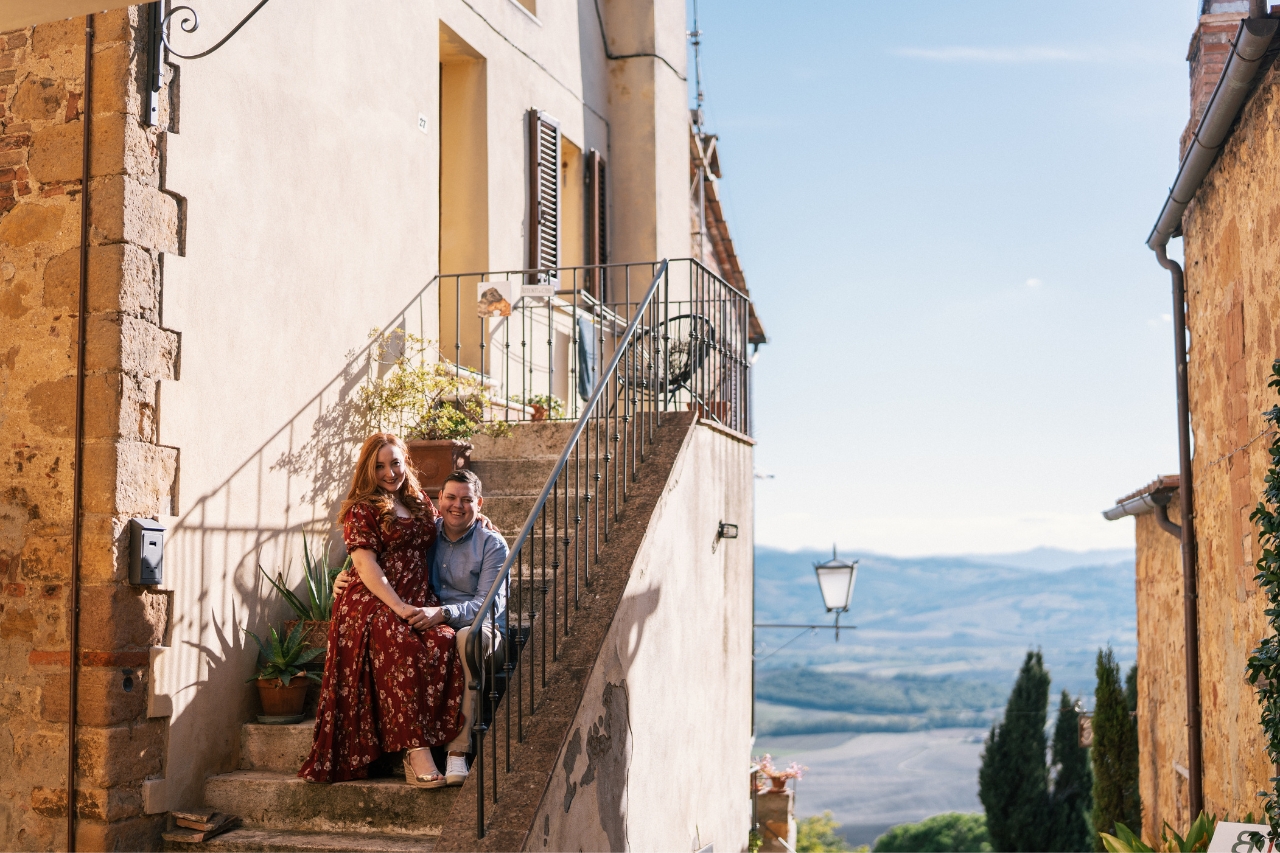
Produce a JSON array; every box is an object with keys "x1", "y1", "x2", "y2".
[{"x1": 400, "y1": 603, "x2": 448, "y2": 631}]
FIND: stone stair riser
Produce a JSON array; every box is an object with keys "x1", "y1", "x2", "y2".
[{"x1": 203, "y1": 771, "x2": 456, "y2": 836}]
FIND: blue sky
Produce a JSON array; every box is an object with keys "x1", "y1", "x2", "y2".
[{"x1": 691, "y1": 1, "x2": 1203, "y2": 555}]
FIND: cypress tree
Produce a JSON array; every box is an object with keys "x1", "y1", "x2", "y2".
[
  {"x1": 1047, "y1": 690, "x2": 1093, "y2": 852},
  {"x1": 1090, "y1": 648, "x2": 1141, "y2": 850},
  {"x1": 979, "y1": 650, "x2": 1051, "y2": 852}
]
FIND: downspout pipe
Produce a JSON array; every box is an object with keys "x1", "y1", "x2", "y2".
[
  {"x1": 68, "y1": 14, "x2": 93, "y2": 851},
  {"x1": 1146, "y1": 16, "x2": 1278, "y2": 821}
]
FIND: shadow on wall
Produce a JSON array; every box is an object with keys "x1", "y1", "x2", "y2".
[
  {"x1": 547, "y1": 585, "x2": 663, "y2": 850},
  {"x1": 160, "y1": 277, "x2": 444, "y2": 808}
]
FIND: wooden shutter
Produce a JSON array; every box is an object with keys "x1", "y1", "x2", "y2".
[
  {"x1": 586, "y1": 148, "x2": 607, "y2": 299},
  {"x1": 527, "y1": 109, "x2": 561, "y2": 280}
]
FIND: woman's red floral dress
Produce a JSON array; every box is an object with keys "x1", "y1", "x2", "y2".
[{"x1": 299, "y1": 501, "x2": 465, "y2": 782}]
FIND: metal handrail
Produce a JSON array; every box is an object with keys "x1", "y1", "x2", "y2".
[
  {"x1": 374, "y1": 256, "x2": 752, "y2": 838},
  {"x1": 462, "y1": 260, "x2": 668, "y2": 836},
  {"x1": 462, "y1": 258, "x2": 669, "y2": 672}
]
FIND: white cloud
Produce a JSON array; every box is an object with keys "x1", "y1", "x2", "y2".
[
  {"x1": 1025, "y1": 278, "x2": 1043, "y2": 289},
  {"x1": 892, "y1": 46, "x2": 1088, "y2": 63}
]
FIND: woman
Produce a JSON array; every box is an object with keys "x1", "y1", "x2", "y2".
[{"x1": 299, "y1": 432, "x2": 464, "y2": 787}]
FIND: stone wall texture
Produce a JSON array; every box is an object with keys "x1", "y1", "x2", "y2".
[
  {"x1": 0, "y1": 9, "x2": 178, "y2": 851},
  {"x1": 1177, "y1": 55, "x2": 1280, "y2": 824},
  {"x1": 1133, "y1": 505, "x2": 1187, "y2": 840}
]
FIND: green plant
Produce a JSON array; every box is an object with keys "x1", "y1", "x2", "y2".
[
  {"x1": 244, "y1": 622, "x2": 323, "y2": 686},
  {"x1": 1092, "y1": 648, "x2": 1141, "y2": 850},
  {"x1": 519, "y1": 393, "x2": 566, "y2": 419},
  {"x1": 873, "y1": 813, "x2": 992, "y2": 852},
  {"x1": 1248, "y1": 359, "x2": 1280, "y2": 847},
  {"x1": 360, "y1": 330, "x2": 510, "y2": 441},
  {"x1": 1048, "y1": 690, "x2": 1093, "y2": 852},
  {"x1": 979, "y1": 650, "x2": 1051, "y2": 852},
  {"x1": 748, "y1": 828, "x2": 763, "y2": 853},
  {"x1": 259, "y1": 533, "x2": 351, "y2": 622},
  {"x1": 1098, "y1": 811, "x2": 1220, "y2": 852},
  {"x1": 797, "y1": 811, "x2": 853, "y2": 852}
]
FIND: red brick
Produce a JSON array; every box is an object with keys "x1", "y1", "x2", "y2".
[
  {"x1": 79, "y1": 650, "x2": 149, "y2": 667},
  {"x1": 5, "y1": 582, "x2": 25, "y2": 596},
  {"x1": 29, "y1": 649, "x2": 70, "y2": 666}
]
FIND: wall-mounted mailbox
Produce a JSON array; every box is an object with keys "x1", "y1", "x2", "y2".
[{"x1": 129, "y1": 518, "x2": 165, "y2": 586}]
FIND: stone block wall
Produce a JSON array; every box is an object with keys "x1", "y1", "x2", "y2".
[
  {"x1": 1133, "y1": 503, "x2": 1188, "y2": 840},
  {"x1": 1181, "y1": 56, "x2": 1280, "y2": 823},
  {"x1": 0, "y1": 9, "x2": 178, "y2": 850}
]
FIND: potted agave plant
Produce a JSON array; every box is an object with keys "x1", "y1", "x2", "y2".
[
  {"x1": 260, "y1": 533, "x2": 349, "y2": 660},
  {"x1": 360, "y1": 330, "x2": 510, "y2": 494},
  {"x1": 245, "y1": 622, "x2": 323, "y2": 721}
]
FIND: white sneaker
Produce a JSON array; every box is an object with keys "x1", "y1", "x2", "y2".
[{"x1": 445, "y1": 754, "x2": 469, "y2": 786}]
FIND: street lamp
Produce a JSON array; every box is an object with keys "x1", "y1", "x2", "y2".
[
  {"x1": 814, "y1": 546, "x2": 858, "y2": 639},
  {"x1": 754, "y1": 545, "x2": 860, "y2": 640}
]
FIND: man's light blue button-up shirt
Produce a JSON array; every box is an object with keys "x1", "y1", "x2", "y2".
[{"x1": 431, "y1": 518, "x2": 509, "y2": 630}]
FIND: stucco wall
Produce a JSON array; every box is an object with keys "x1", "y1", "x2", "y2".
[
  {"x1": 531, "y1": 423, "x2": 754, "y2": 851},
  {"x1": 149, "y1": 0, "x2": 695, "y2": 815},
  {"x1": 1132, "y1": 505, "x2": 1187, "y2": 840},
  {"x1": 1179, "y1": 57, "x2": 1280, "y2": 821}
]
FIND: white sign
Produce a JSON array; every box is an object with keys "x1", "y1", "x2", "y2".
[
  {"x1": 1208, "y1": 823, "x2": 1273, "y2": 853},
  {"x1": 522, "y1": 282, "x2": 555, "y2": 298}
]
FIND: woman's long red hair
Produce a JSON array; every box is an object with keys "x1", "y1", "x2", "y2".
[{"x1": 339, "y1": 433, "x2": 432, "y2": 533}]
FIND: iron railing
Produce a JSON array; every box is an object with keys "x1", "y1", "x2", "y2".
[
  {"x1": 408, "y1": 259, "x2": 751, "y2": 433},
  {"x1": 449, "y1": 258, "x2": 752, "y2": 837}
]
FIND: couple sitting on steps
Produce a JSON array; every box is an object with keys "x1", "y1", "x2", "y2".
[{"x1": 297, "y1": 432, "x2": 508, "y2": 789}]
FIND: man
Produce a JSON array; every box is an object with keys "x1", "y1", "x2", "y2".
[{"x1": 333, "y1": 469, "x2": 508, "y2": 786}]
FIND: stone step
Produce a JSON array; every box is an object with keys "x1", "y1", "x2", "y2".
[
  {"x1": 481, "y1": 494, "x2": 602, "y2": 537},
  {"x1": 203, "y1": 770, "x2": 457, "y2": 836},
  {"x1": 468, "y1": 458, "x2": 557, "y2": 497},
  {"x1": 240, "y1": 721, "x2": 314, "y2": 773},
  {"x1": 164, "y1": 827, "x2": 434, "y2": 853},
  {"x1": 469, "y1": 421, "x2": 576, "y2": 461}
]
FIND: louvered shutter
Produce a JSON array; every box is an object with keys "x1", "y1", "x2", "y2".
[
  {"x1": 527, "y1": 109, "x2": 561, "y2": 282},
  {"x1": 586, "y1": 148, "x2": 607, "y2": 299}
]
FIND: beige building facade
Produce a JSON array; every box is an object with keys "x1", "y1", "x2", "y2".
[{"x1": 1, "y1": 1, "x2": 762, "y2": 849}]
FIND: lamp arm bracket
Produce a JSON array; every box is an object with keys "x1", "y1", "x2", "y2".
[{"x1": 162, "y1": 0, "x2": 273, "y2": 60}]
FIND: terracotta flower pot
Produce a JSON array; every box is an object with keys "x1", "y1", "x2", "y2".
[
  {"x1": 284, "y1": 619, "x2": 330, "y2": 662},
  {"x1": 768, "y1": 775, "x2": 788, "y2": 792},
  {"x1": 256, "y1": 677, "x2": 310, "y2": 717},
  {"x1": 530, "y1": 403, "x2": 548, "y2": 422},
  {"x1": 407, "y1": 439, "x2": 472, "y2": 496}
]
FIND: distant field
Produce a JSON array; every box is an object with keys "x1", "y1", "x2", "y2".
[
  {"x1": 755, "y1": 728, "x2": 990, "y2": 847},
  {"x1": 754, "y1": 668, "x2": 1004, "y2": 735}
]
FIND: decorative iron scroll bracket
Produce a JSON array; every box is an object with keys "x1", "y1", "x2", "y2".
[
  {"x1": 142, "y1": 0, "x2": 273, "y2": 125},
  {"x1": 161, "y1": 0, "x2": 273, "y2": 60}
]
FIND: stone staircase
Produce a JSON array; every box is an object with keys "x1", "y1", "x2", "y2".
[
  {"x1": 165, "y1": 418, "x2": 692, "y2": 851},
  {"x1": 163, "y1": 720, "x2": 456, "y2": 851},
  {"x1": 162, "y1": 423, "x2": 574, "y2": 852}
]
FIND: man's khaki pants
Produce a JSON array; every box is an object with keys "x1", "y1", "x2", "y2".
[{"x1": 448, "y1": 621, "x2": 504, "y2": 753}]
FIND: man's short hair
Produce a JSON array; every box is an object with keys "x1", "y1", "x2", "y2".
[{"x1": 442, "y1": 468, "x2": 483, "y2": 497}]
